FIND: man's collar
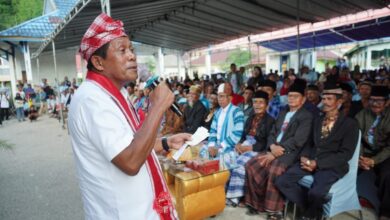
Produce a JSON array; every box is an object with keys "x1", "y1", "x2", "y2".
[
  {"x1": 369, "y1": 109, "x2": 385, "y2": 118},
  {"x1": 222, "y1": 103, "x2": 231, "y2": 112}
]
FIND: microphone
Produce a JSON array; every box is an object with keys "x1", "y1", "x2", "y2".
[{"x1": 145, "y1": 76, "x2": 183, "y2": 117}]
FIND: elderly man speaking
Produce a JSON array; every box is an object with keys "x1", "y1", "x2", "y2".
[{"x1": 68, "y1": 13, "x2": 191, "y2": 220}]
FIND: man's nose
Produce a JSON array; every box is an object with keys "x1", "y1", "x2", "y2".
[{"x1": 127, "y1": 50, "x2": 136, "y2": 60}]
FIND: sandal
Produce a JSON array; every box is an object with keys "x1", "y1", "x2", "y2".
[
  {"x1": 225, "y1": 199, "x2": 238, "y2": 207},
  {"x1": 238, "y1": 202, "x2": 246, "y2": 208}
]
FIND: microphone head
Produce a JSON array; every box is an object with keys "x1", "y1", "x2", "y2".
[{"x1": 145, "y1": 76, "x2": 159, "y2": 89}]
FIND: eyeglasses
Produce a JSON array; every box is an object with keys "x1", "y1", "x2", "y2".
[{"x1": 369, "y1": 98, "x2": 386, "y2": 104}]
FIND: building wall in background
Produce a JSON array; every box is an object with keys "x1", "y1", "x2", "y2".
[
  {"x1": 348, "y1": 42, "x2": 390, "y2": 70},
  {"x1": 30, "y1": 47, "x2": 79, "y2": 86}
]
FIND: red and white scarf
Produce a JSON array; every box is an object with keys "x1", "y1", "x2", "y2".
[{"x1": 86, "y1": 71, "x2": 176, "y2": 220}]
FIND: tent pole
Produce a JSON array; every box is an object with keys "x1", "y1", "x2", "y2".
[
  {"x1": 296, "y1": 0, "x2": 301, "y2": 76},
  {"x1": 100, "y1": 0, "x2": 111, "y2": 16},
  {"x1": 36, "y1": 57, "x2": 40, "y2": 85},
  {"x1": 52, "y1": 41, "x2": 65, "y2": 129},
  {"x1": 248, "y1": 36, "x2": 252, "y2": 71}
]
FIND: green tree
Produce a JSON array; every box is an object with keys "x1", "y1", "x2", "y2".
[
  {"x1": 145, "y1": 57, "x2": 156, "y2": 74},
  {"x1": 0, "y1": 0, "x2": 14, "y2": 30},
  {"x1": 0, "y1": 0, "x2": 43, "y2": 31},
  {"x1": 220, "y1": 48, "x2": 251, "y2": 72}
]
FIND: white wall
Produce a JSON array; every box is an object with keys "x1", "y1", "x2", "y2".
[
  {"x1": 265, "y1": 54, "x2": 280, "y2": 74},
  {"x1": 4, "y1": 46, "x2": 79, "y2": 87},
  {"x1": 265, "y1": 50, "x2": 316, "y2": 74},
  {"x1": 31, "y1": 47, "x2": 79, "y2": 86},
  {"x1": 0, "y1": 58, "x2": 11, "y2": 82},
  {"x1": 349, "y1": 42, "x2": 390, "y2": 70},
  {"x1": 14, "y1": 48, "x2": 25, "y2": 82},
  {"x1": 366, "y1": 42, "x2": 390, "y2": 69},
  {"x1": 289, "y1": 53, "x2": 299, "y2": 72}
]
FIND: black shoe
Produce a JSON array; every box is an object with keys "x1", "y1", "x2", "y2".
[{"x1": 245, "y1": 206, "x2": 258, "y2": 216}]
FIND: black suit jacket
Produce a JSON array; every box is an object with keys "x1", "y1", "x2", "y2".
[
  {"x1": 239, "y1": 113, "x2": 275, "y2": 152},
  {"x1": 183, "y1": 100, "x2": 208, "y2": 134},
  {"x1": 302, "y1": 113, "x2": 359, "y2": 176},
  {"x1": 268, "y1": 107, "x2": 313, "y2": 166}
]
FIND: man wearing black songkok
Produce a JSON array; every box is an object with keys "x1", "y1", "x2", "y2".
[{"x1": 275, "y1": 82, "x2": 360, "y2": 220}]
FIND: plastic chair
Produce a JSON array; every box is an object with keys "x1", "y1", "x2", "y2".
[{"x1": 285, "y1": 131, "x2": 362, "y2": 220}]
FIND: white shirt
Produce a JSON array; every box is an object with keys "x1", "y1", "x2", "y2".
[
  {"x1": 16, "y1": 91, "x2": 25, "y2": 99},
  {"x1": 230, "y1": 74, "x2": 238, "y2": 93},
  {"x1": 0, "y1": 94, "x2": 10, "y2": 108},
  {"x1": 216, "y1": 103, "x2": 231, "y2": 148},
  {"x1": 68, "y1": 81, "x2": 159, "y2": 220},
  {"x1": 276, "y1": 111, "x2": 296, "y2": 143},
  {"x1": 61, "y1": 93, "x2": 70, "y2": 104}
]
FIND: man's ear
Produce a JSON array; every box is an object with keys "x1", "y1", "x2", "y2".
[
  {"x1": 90, "y1": 55, "x2": 104, "y2": 72},
  {"x1": 302, "y1": 96, "x2": 306, "y2": 104},
  {"x1": 337, "y1": 98, "x2": 343, "y2": 106}
]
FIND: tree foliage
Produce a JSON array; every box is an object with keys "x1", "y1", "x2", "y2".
[
  {"x1": 0, "y1": 0, "x2": 44, "y2": 31},
  {"x1": 220, "y1": 48, "x2": 251, "y2": 72},
  {"x1": 145, "y1": 57, "x2": 156, "y2": 74}
]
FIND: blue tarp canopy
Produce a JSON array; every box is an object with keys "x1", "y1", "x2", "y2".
[
  {"x1": 258, "y1": 16, "x2": 390, "y2": 52},
  {"x1": 0, "y1": 0, "x2": 78, "y2": 42}
]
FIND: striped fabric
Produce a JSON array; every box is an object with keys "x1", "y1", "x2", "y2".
[
  {"x1": 226, "y1": 151, "x2": 258, "y2": 199},
  {"x1": 207, "y1": 103, "x2": 245, "y2": 153},
  {"x1": 245, "y1": 155, "x2": 288, "y2": 212}
]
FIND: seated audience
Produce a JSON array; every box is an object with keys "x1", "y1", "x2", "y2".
[
  {"x1": 276, "y1": 83, "x2": 359, "y2": 220},
  {"x1": 247, "y1": 66, "x2": 264, "y2": 89},
  {"x1": 199, "y1": 83, "x2": 244, "y2": 169},
  {"x1": 350, "y1": 81, "x2": 372, "y2": 116},
  {"x1": 183, "y1": 85, "x2": 209, "y2": 134},
  {"x1": 226, "y1": 90, "x2": 275, "y2": 207},
  {"x1": 339, "y1": 82, "x2": 355, "y2": 118},
  {"x1": 356, "y1": 86, "x2": 390, "y2": 220},
  {"x1": 204, "y1": 93, "x2": 219, "y2": 130},
  {"x1": 302, "y1": 82, "x2": 321, "y2": 117},
  {"x1": 258, "y1": 79, "x2": 284, "y2": 119},
  {"x1": 160, "y1": 108, "x2": 183, "y2": 136},
  {"x1": 305, "y1": 84, "x2": 321, "y2": 107},
  {"x1": 203, "y1": 82, "x2": 215, "y2": 100},
  {"x1": 244, "y1": 81, "x2": 313, "y2": 219},
  {"x1": 126, "y1": 82, "x2": 137, "y2": 104},
  {"x1": 238, "y1": 86, "x2": 254, "y2": 123}
]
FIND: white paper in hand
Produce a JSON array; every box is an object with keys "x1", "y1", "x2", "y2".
[
  {"x1": 185, "y1": 127, "x2": 209, "y2": 146},
  {"x1": 172, "y1": 127, "x2": 209, "y2": 161}
]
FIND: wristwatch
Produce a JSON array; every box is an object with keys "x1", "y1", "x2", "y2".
[{"x1": 162, "y1": 137, "x2": 170, "y2": 152}]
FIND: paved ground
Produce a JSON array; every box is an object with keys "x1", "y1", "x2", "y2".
[
  {"x1": 0, "y1": 115, "x2": 377, "y2": 220},
  {"x1": 0, "y1": 115, "x2": 83, "y2": 220}
]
